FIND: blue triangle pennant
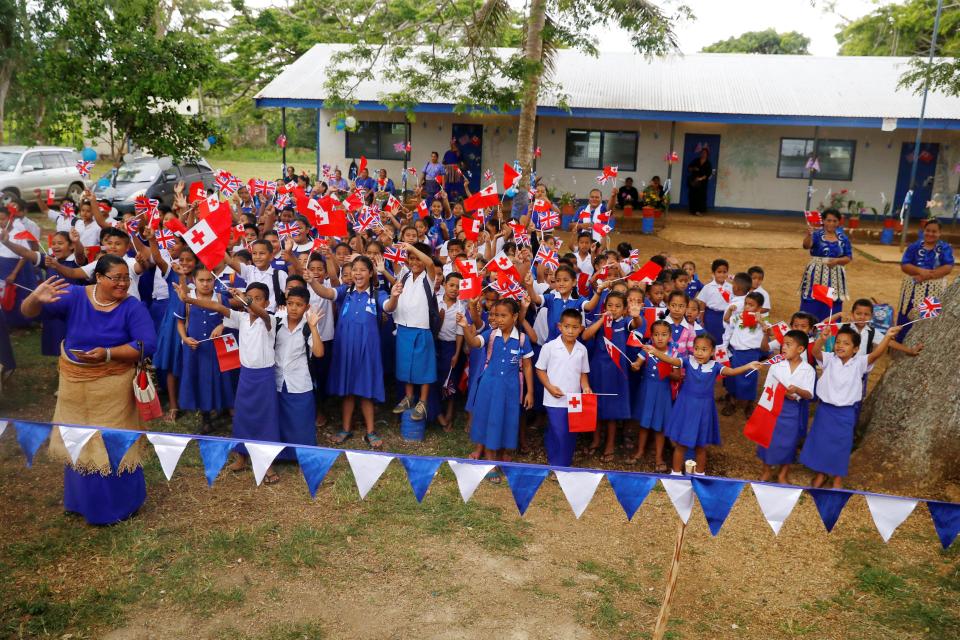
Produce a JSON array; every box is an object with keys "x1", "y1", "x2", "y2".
[
  {"x1": 101, "y1": 429, "x2": 142, "y2": 472},
  {"x1": 500, "y1": 465, "x2": 549, "y2": 515},
  {"x1": 691, "y1": 477, "x2": 746, "y2": 536},
  {"x1": 807, "y1": 488, "x2": 853, "y2": 533},
  {"x1": 14, "y1": 421, "x2": 52, "y2": 468},
  {"x1": 198, "y1": 439, "x2": 236, "y2": 487},
  {"x1": 926, "y1": 500, "x2": 960, "y2": 550},
  {"x1": 399, "y1": 456, "x2": 443, "y2": 503},
  {"x1": 296, "y1": 448, "x2": 340, "y2": 498},
  {"x1": 606, "y1": 472, "x2": 656, "y2": 521}
]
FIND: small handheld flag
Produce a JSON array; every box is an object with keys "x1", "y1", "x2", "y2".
[
  {"x1": 917, "y1": 296, "x2": 941, "y2": 319},
  {"x1": 811, "y1": 284, "x2": 837, "y2": 307},
  {"x1": 213, "y1": 335, "x2": 241, "y2": 372},
  {"x1": 384, "y1": 245, "x2": 407, "y2": 265},
  {"x1": 75, "y1": 160, "x2": 93, "y2": 177},
  {"x1": 744, "y1": 381, "x2": 786, "y2": 448},
  {"x1": 567, "y1": 393, "x2": 598, "y2": 432},
  {"x1": 805, "y1": 210, "x2": 822, "y2": 227}
]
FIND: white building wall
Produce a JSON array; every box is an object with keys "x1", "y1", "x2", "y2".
[{"x1": 316, "y1": 109, "x2": 960, "y2": 215}]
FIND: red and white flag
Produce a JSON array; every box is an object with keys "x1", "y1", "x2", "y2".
[
  {"x1": 487, "y1": 251, "x2": 521, "y2": 282},
  {"x1": 592, "y1": 223, "x2": 612, "y2": 238},
  {"x1": 462, "y1": 216, "x2": 482, "y2": 241},
  {"x1": 714, "y1": 345, "x2": 731, "y2": 367},
  {"x1": 13, "y1": 229, "x2": 38, "y2": 243},
  {"x1": 313, "y1": 205, "x2": 348, "y2": 237},
  {"x1": 46, "y1": 189, "x2": 55, "y2": 205},
  {"x1": 455, "y1": 258, "x2": 478, "y2": 279},
  {"x1": 503, "y1": 162, "x2": 521, "y2": 190},
  {"x1": 811, "y1": 284, "x2": 837, "y2": 307},
  {"x1": 628, "y1": 260, "x2": 662, "y2": 285},
  {"x1": 567, "y1": 393, "x2": 598, "y2": 432},
  {"x1": 458, "y1": 275, "x2": 482, "y2": 300},
  {"x1": 743, "y1": 380, "x2": 786, "y2": 448},
  {"x1": 384, "y1": 194, "x2": 402, "y2": 215},
  {"x1": 416, "y1": 200, "x2": 429, "y2": 218},
  {"x1": 804, "y1": 210, "x2": 822, "y2": 227},
  {"x1": 720, "y1": 288, "x2": 732, "y2": 303},
  {"x1": 603, "y1": 337, "x2": 623, "y2": 371},
  {"x1": 577, "y1": 272, "x2": 591, "y2": 298},
  {"x1": 771, "y1": 321, "x2": 790, "y2": 345},
  {"x1": 464, "y1": 183, "x2": 499, "y2": 212},
  {"x1": 188, "y1": 181, "x2": 206, "y2": 204},
  {"x1": 213, "y1": 334, "x2": 241, "y2": 372},
  {"x1": 198, "y1": 194, "x2": 227, "y2": 220},
  {"x1": 182, "y1": 205, "x2": 232, "y2": 270}
]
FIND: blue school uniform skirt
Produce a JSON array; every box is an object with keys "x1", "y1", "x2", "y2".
[
  {"x1": 63, "y1": 467, "x2": 146, "y2": 526},
  {"x1": 179, "y1": 341, "x2": 235, "y2": 412},
  {"x1": 724, "y1": 347, "x2": 760, "y2": 401},
  {"x1": 152, "y1": 303, "x2": 182, "y2": 377},
  {"x1": 703, "y1": 308, "x2": 724, "y2": 343},
  {"x1": 664, "y1": 388, "x2": 720, "y2": 448},
  {"x1": 395, "y1": 325, "x2": 437, "y2": 384},
  {"x1": 544, "y1": 406, "x2": 576, "y2": 467},
  {"x1": 232, "y1": 366, "x2": 280, "y2": 454},
  {"x1": 798, "y1": 402, "x2": 856, "y2": 477},
  {"x1": 636, "y1": 376, "x2": 672, "y2": 432},
  {"x1": 470, "y1": 372, "x2": 522, "y2": 452},
  {"x1": 276, "y1": 384, "x2": 316, "y2": 461},
  {"x1": 756, "y1": 398, "x2": 804, "y2": 466},
  {"x1": 149, "y1": 297, "x2": 169, "y2": 335},
  {"x1": 590, "y1": 355, "x2": 631, "y2": 420}
]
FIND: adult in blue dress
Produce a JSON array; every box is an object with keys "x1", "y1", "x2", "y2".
[
  {"x1": 20, "y1": 255, "x2": 157, "y2": 525},
  {"x1": 420, "y1": 151, "x2": 444, "y2": 205},
  {"x1": 799, "y1": 209, "x2": 852, "y2": 321},
  {"x1": 896, "y1": 219, "x2": 954, "y2": 340}
]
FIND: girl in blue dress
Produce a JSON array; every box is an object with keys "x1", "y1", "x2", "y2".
[
  {"x1": 463, "y1": 288, "x2": 497, "y2": 419},
  {"x1": 176, "y1": 266, "x2": 235, "y2": 433},
  {"x1": 525, "y1": 265, "x2": 602, "y2": 342},
  {"x1": 581, "y1": 290, "x2": 643, "y2": 462},
  {"x1": 644, "y1": 333, "x2": 761, "y2": 474},
  {"x1": 310, "y1": 256, "x2": 398, "y2": 449},
  {"x1": 459, "y1": 298, "x2": 534, "y2": 478},
  {"x1": 628, "y1": 320, "x2": 676, "y2": 472},
  {"x1": 896, "y1": 219, "x2": 954, "y2": 340},
  {"x1": 799, "y1": 209, "x2": 852, "y2": 321}
]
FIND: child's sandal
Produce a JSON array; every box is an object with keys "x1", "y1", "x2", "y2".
[
  {"x1": 328, "y1": 430, "x2": 353, "y2": 444},
  {"x1": 599, "y1": 453, "x2": 616, "y2": 463},
  {"x1": 364, "y1": 432, "x2": 383, "y2": 449}
]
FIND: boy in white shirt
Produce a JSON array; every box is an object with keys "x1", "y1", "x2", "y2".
[
  {"x1": 535, "y1": 308, "x2": 592, "y2": 467},
  {"x1": 435, "y1": 273, "x2": 465, "y2": 430},
  {"x1": 226, "y1": 239, "x2": 292, "y2": 311},
  {"x1": 391, "y1": 241, "x2": 439, "y2": 421},
  {"x1": 695, "y1": 258, "x2": 733, "y2": 343},
  {"x1": 748, "y1": 265, "x2": 772, "y2": 312},
  {"x1": 50, "y1": 227, "x2": 147, "y2": 300}
]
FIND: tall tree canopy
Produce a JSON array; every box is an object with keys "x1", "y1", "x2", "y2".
[{"x1": 701, "y1": 29, "x2": 810, "y2": 55}]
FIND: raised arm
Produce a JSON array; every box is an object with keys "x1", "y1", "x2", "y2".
[
  {"x1": 175, "y1": 281, "x2": 232, "y2": 318},
  {"x1": 640, "y1": 343, "x2": 682, "y2": 368},
  {"x1": 399, "y1": 241, "x2": 436, "y2": 281},
  {"x1": 867, "y1": 326, "x2": 901, "y2": 366},
  {"x1": 457, "y1": 311, "x2": 481, "y2": 348},
  {"x1": 581, "y1": 314, "x2": 606, "y2": 341},
  {"x1": 0, "y1": 225, "x2": 40, "y2": 264}
]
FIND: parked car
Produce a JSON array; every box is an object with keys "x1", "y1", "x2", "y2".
[
  {"x1": 93, "y1": 156, "x2": 216, "y2": 213},
  {"x1": 0, "y1": 146, "x2": 88, "y2": 207}
]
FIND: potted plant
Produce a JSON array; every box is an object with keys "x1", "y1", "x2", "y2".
[
  {"x1": 558, "y1": 192, "x2": 576, "y2": 216},
  {"x1": 640, "y1": 182, "x2": 665, "y2": 219},
  {"x1": 847, "y1": 199, "x2": 863, "y2": 229}
]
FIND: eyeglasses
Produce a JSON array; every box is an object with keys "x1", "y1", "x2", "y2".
[{"x1": 100, "y1": 274, "x2": 131, "y2": 284}]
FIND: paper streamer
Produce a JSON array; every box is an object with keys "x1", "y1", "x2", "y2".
[
  {"x1": 345, "y1": 451, "x2": 393, "y2": 499},
  {"x1": 246, "y1": 443, "x2": 285, "y2": 486},
  {"x1": 555, "y1": 470, "x2": 604, "y2": 519},
  {"x1": 101, "y1": 430, "x2": 142, "y2": 472},
  {"x1": 146, "y1": 434, "x2": 192, "y2": 481},
  {"x1": 58, "y1": 426, "x2": 98, "y2": 465},
  {"x1": 501, "y1": 465, "x2": 549, "y2": 515},
  {"x1": 198, "y1": 439, "x2": 236, "y2": 487},
  {"x1": 661, "y1": 478, "x2": 694, "y2": 524},
  {"x1": 751, "y1": 483, "x2": 803, "y2": 535},
  {"x1": 866, "y1": 494, "x2": 919, "y2": 543},
  {"x1": 447, "y1": 460, "x2": 496, "y2": 502},
  {"x1": 15, "y1": 421, "x2": 52, "y2": 467}
]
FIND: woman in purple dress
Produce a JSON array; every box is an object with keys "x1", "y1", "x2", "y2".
[{"x1": 20, "y1": 255, "x2": 157, "y2": 525}]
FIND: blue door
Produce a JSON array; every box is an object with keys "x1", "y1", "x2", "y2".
[
  {"x1": 894, "y1": 142, "x2": 939, "y2": 216},
  {"x1": 451, "y1": 123, "x2": 483, "y2": 194},
  {"x1": 678, "y1": 134, "x2": 721, "y2": 210}
]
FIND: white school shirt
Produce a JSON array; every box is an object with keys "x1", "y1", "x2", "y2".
[
  {"x1": 151, "y1": 250, "x2": 174, "y2": 301},
  {"x1": 575, "y1": 251, "x2": 594, "y2": 276},
  {"x1": 273, "y1": 315, "x2": 314, "y2": 393},
  {"x1": 696, "y1": 280, "x2": 734, "y2": 312},
  {"x1": 766, "y1": 359, "x2": 815, "y2": 401},
  {"x1": 535, "y1": 336, "x2": 591, "y2": 408},
  {"x1": 753, "y1": 285, "x2": 772, "y2": 310},
  {"x1": 815, "y1": 351, "x2": 871, "y2": 406},
  {"x1": 308, "y1": 278, "x2": 335, "y2": 342},
  {"x1": 73, "y1": 219, "x2": 102, "y2": 250},
  {"x1": 80, "y1": 255, "x2": 142, "y2": 300},
  {"x1": 437, "y1": 295, "x2": 464, "y2": 342},
  {"x1": 728, "y1": 311, "x2": 765, "y2": 350},
  {"x1": 222, "y1": 309, "x2": 276, "y2": 369},
  {"x1": 48, "y1": 209, "x2": 73, "y2": 233},
  {"x1": 394, "y1": 270, "x2": 430, "y2": 329},
  {"x1": 239, "y1": 263, "x2": 287, "y2": 312},
  {"x1": 0, "y1": 219, "x2": 29, "y2": 259}
]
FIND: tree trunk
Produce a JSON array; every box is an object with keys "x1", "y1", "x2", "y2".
[
  {"x1": 513, "y1": 0, "x2": 547, "y2": 212},
  {"x1": 0, "y1": 62, "x2": 12, "y2": 145},
  {"x1": 856, "y1": 275, "x2": 960, "y2": 492}
]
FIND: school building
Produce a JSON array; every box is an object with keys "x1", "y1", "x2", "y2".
[{"x1": 255, "y1": 44, "x2": 960, "y2": 218}]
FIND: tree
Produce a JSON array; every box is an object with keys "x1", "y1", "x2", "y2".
[
  {"x1": 701, "y1": 29, "x2": 810, "y2": 55},
  {"x1": 835, "y1": 0, "x2": 960, "y2": 58},
  {"x1": 857, "y1": 277, "x2": 960, "y2": 487}
]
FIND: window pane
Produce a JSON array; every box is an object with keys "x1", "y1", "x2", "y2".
[
  {"x1": 816, "y1": 139, "x2": 855, "y2": 181},
  {"x1": 346, "y1": 122, "x2": 379, "y2": 159},
  {"x1": 22, "y1": 153, "x2": 43, "y2": 171},
  {"x1": 41, "y1": 153, "x2": 65, "y2": 169},
  {"x1": 565, "y1": 130, "x2": 601, "y2": 169},
  {"x1": 379, "y1": 123, "x2": 407, "y2": 161},
  {"x1": 777, "y1": 138, "x2": 814, "y2": 179},
  {"x1": 601, "y1": 131, "x2": 637, "y2": 171}
]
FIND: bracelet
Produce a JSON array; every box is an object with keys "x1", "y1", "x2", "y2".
[{"x1": 105, "y1": 348, "x2": 112, "y2": 363}]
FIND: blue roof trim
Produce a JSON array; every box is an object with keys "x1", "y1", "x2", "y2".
[{"x1": 254, "y1": 98, "x2": 960, "y2": 129}]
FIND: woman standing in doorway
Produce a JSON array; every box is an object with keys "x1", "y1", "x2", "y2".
[{"x1": 687, "y1": 147, "x2": 712, "y2": 216}]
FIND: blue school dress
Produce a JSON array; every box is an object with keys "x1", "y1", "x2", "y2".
[
  {"x1": 633, "y1": 348, "x2": 675, "y2": 431},
  {"x1": 540, "y1": 292, "x2": 586, "y2": 342},
  {"x1": 896, "y1": 239, "x2": 954, "y2": 340},
  {"x1": 326, "y1": 285, "x2": 390, "y2": 402},
  {"x1": 664, "y1": 357, "x2": 722, "y2": 448},
  {"x1": 464, "y1": 310, "x2": 489, "y2": 413},
  {"x1": 469, "y1": 327, "x2": 532, "y2": 451},
  {"x1": 685, "y1": 276, "x2": 703, "y2": 300},
  {"x1": 152, "y1": 271, "x2": 187, "y2": 377},
  {"x1": 798, "y1": 402, "x2": 857, "y2": 477},
  {"x1": 756, "y1": 398, "x2": 805, "y2": 465},
  {"x1": 724, "y1": 347, "x2": 761, "y2": 401},
  {"x1": 177, "y1": 301, "x2": 235, "y2": 412},
  {"x1": 588, "y1": 317, "x2": 632, "y2": 420},
  {"x1": 40, "y1": 258, "x2": 83, "y2": 356}
]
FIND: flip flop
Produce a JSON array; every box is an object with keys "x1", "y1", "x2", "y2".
[
  {"x1": 328, "y1": 430, "x2": 353, "y2": 444},
  {"x1": 364, "y1": 432, "x2": 383, "y2": 449}
]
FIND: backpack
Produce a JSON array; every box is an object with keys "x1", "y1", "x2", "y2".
[
  {"x1": 401, "y1": 272, "x2": 442, "y2": 338},
  {"x1": 272, "y1": 269, "x2": 286, "y2": 306},
  {"x1": 274, "y1": 316, "x2": 315, "y2": 360}
]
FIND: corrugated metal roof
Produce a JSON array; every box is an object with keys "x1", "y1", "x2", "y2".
[{"x1": 255, "y1": 44, "x2": 960, "y2": 121}]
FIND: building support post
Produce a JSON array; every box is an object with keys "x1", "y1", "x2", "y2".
[{"x1": 281, "y1": 107, "x2": 287, "y2": 176}]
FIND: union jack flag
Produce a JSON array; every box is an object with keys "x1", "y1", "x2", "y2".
[
  {"x1": 917, "y1": 296, "x2": 942, "y2": 319},
  {"x1": 133, "y1": 196, "x2": 159, "y2": 217},
  {"x1": 534, "y1": 246, "x2": 559, "y2": 270},
  {"x1": 537, "y1": 209, "x2": 560, "y2": 231},
  {"x1": 764, "y1": 354, "x2": 785, "y2": 365},
  {"x1": 483, "y1": 169, "x2": 494, "y2": 183},
  {"x1": 215, "y1": 170, "x2": 243, "y2": 196},
  {"x1": 275, "y1": 222, "x2": 297, "y2": 239},
  {"x1": 627, "y1": 249, "x2": 641, "y2": 267},
  {"x1": 75, "y1": 160, "x2": 93, "y2": 177},
  {"x1": 61, "y1": 201, "x2": 76, "y2": 218},
  {"x1": 250, "y1": 179, "x2": 268, "y2": 195},
  {"x1": 492, "y1": 279, "x2": 525, "y2": 300},
  {"x1": 124, "y1": 218, "x2": 140, "y2": 235},
  {"x1": 407, "y1": 167, "x2": 417, "y2": 176},
  {"x1": 384, "y1": 245, "x2": 407, "y2": 264},
  {"x1": 393, "y1": 141, "x2": 412, "y2": 153},
  {"x1": 155, "y1": 229, "x2": 177, "y2": 250},
  {"x1": 274, "y1": 193, "x2": 292, "y2": 210},
  {"x1": 262, "y1": 180, "x2": 278, "y2": 196},
  {"x1": 353, "y1": 209, "x2": 380, "y2": 233}
]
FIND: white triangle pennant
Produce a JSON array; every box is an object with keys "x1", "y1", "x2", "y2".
[
  {"x1": 246, "y1": 442, "x2": 285, "y2": 486},
  {"x1": 146, "y1": 434, "x2": 193, "y2": 481},
  {"x1": 865, "y1": 494, "x2": 919, "y2": 543},
  {"x1": 555, "y1": 470, "x2": 604, "y2": 519},
  {"x1": 751, "y1": 483, "x2": 803, "y2": 536},
  {"x1": 58, "y1": 426, "x2": 99, "y2": 465},
  {"x1": 345, "y1": 451, "x2": 394, "y2": 499},
  {"x1": 447, "y1": 460, "x2": 496, "y2": 502},
  {"x1": 0, "y1": 420, "x2": 8, "y2": 438},
  {"x1": 661, "y1": 478, "x2": 694, "y2": 524}
]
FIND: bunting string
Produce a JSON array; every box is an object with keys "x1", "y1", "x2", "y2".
[{"x1": 0, "y1": 418, "x2": 957, "y2": 548}]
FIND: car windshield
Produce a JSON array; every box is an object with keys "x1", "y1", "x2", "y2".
[
  {"x1": 0, "y1": 151, "x2": 22, "y2": 172},
  {"x1": 115, "y1": 162, "x2": 160, "y2": 184}
]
